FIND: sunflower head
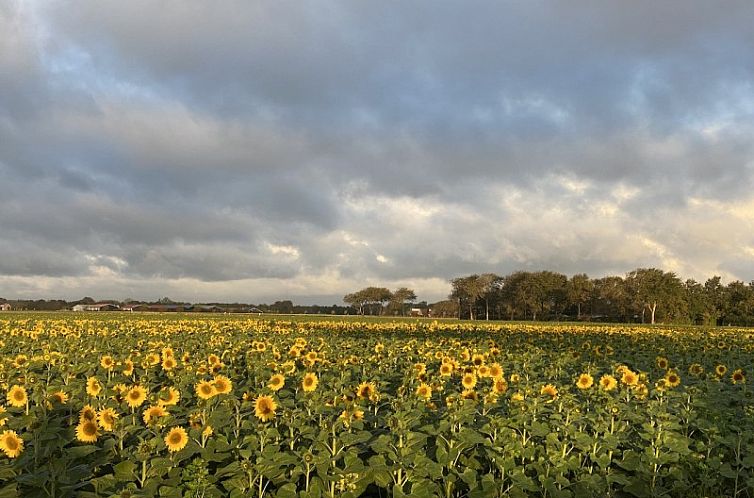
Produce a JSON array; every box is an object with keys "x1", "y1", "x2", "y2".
[
  {"x1": 7, "y1": 385, "x2": 28, "y2": 408},
  {"x1": 268, "y1": 374, "x2": 285, "y2": 391},
  {"x1": 416, "y1": 383, "x2": 432, "y2": 400},
  {"x1": 213, "y1": 375, "x2": 233, "y2": 395},
  {"x1": 86, "y1": 377, "x2": 102, "y2": 397},
  {"x1": 461, "y1": 373, "x2": 477, "y2": 390},
  {"x1": 76, "y1": 420, "x2": 99, "y2": 443},
  {"x1": 254, "y1": 395, "x2": 278, "y2": 422},
  {"x1": 356, "y1": 382, "x2": 376, "y2": 399},
  {"x1": 540, "y1": 384, "x2": 558, "y2": 400},
  {"x1": 493, "y1": 378, "x2": 508, "y2": 394},
  {"x1": 302, "y1": 373, "x2": 318, "y2": 392},
  {"x1": 664, "y1": 371, "x2": 681, "y2": 388},
  {"x1": 195, "y1": 381, "x2": 217, "y2": 400},
  {"x1": 164, "y1": 427, "x2": 189, "y2": 453},
  {"x1": 125, "y1": 385, "x2": 148, "y2": 408},
  {"x1": 732, "y1": 369, "x2": 746, "y2": 384},
  {"x1": 576, "y1": 373, "x2": 594, "y2": 390},
  {"x1": 98, "y1": 408, "x2": 119, "y2": 431},
  {"x1": 599, "y1": 374, "x2": 618, "y2": 391},
  {"x1": 49, "y1": 391, "x2": 69, "y2": 405},
  {"x1": 621, "y1": 370, "x2": 638, "y2": 387},
  {"x1": 143, "y1": 405, "x2": 168, "y2": 425},
  {"x1": 0, "y1": 430, "x2": 24, "y2": 458}
]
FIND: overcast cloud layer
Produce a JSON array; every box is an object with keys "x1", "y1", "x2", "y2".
[{"x1": 2, "y1": 1, "x2": 754, "y2": 304}]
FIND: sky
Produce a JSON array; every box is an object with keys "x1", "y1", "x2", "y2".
[{"x1": 2, "y1": 1, "x2": 754, "y2": 305}]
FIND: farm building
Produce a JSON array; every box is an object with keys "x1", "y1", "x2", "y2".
[
  {"x1": 0, "y1": 303, "x2": 11, "y2": 311},
  {"x1": 72, "y1": 303, "x2": 120, "y2": 312}
]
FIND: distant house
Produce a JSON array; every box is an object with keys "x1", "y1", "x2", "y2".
[
  {"x1": 72, "y1": 303, "x2": 120, "y2": 312},
  {"x1": 410, "y1": 308, "x2": 425, "y2": 317},
  {"x1": 0, "y1": 303, "x2": 11, "y2": 311}
]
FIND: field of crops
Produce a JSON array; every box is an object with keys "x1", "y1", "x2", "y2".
[{"x1": 1, "y1": 314, "x2": 753, "y2": 497}]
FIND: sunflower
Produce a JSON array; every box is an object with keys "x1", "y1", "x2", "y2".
[
  {"x1": 655, "y1": 356, "x2": 669, "y2": 370},
  {"x1": 461, "y1": 373, "x2": 477, "y2": 390},
  {"x1": 488, "y1": 364, "x2": 503, "y2": 379},
  {"x1": 6, "y1": 385, "x2": 27, "y2": 408},
  {"x1": 599, "y1": 374, "x2": 618, "y2": 391},
  {"x1": 715, "y1": 364, "x2": 727, "y2": 377},
  {"x1": 76, "y1": 420, "x2": 99, "y2": 443},
  {"x1": 0, "y1": 430, "x2": 23, "y2": 458},
  {"x1": 493, "y1": 378, "x2": 508, "y2": 394},
  {"x1": 302, "y1": 373, "x2": 318, "y2": 392},
  {"x1": 122, "y1": 360, "x2": 134, "y2": 376},
  {"x1": 158, "y1": 387, "x2": 181, "y2": 406},
  {"x1": 576, "y1": 373, "x2": 594, "y2": 390},
  {"x1": 416, "y1": 383, "x2": 432, "y2": 400},
  {"x1": 460, "y1": 389, "x2": 478, "y2": 401},
  {"x1": 477, "y1": 365, "x2": 490, "y2": 378},
  {"x1": 0, "y1": 406, "x2": 6, "y2": 427},
  {"x1": 80, "y1": 404, "x2": 97, "y2": 422},
  {"x1": 208, "y1": 353, "x2": 220, "y2": 365},
  {"x1": 143, "y1": 405, "x2": 168, "y2": 425},
  {"x1": 100, "y1": 356, "x2": 115, "y2": 370},
  {"x1": 98, "y1": 408, "x2": 118, "y2": 431},
  {"x1": 356, "y1": 382, "x2": 377, "y2": 399},
  {"x1": 688, "y1": 363, "x2": 704, "y2": 376},
  {"x1": 633, "y1": 383, "x2": 649, "y2": 398},
  {"x1": 374, "y1": 343, "x2": 385, "y2": 354},
  {"x1": 213, "y1": 375, "x2": 233, "y2": 395},
  {"x1": 147, "y1": 353, "x2": 160, "y2": 366},
  {"x1": 620, "y1": 370, "x2": 638, "y2": 387},
  {"x1": 413, "y1": 363, "x2": 427, "y2": 376},
  {"x1": 86, "y1": 377, "x2": 103, "y2": 397},
  {"x1": 254, "y1": 395, "x2": 277, "y2": 422},
  {"x1": 49, "y1": 391, "x2": 69, "y2": 405},
  {"x1": 731, "y1": 369, "x2": 746, "y2": 384},
  {"x1": 164, "y1": 427, "x2": 189, "y2": 453},
  {"x1": 664, "y1": 370, "x2": 681, "y2": 388},
  {"x1": 439, "y1": 363, "x2": 454, "y2": 377},
  {"x1": 263, "y1": 374, "x2": 284, "y2": 392},
  {"x1": 195, "y1": 381, "x2": 216, "y2": 400},
  {"x1": 541, "y1": 384, "x2": 558, "y2": 400},
  {"x1": 125, "y1": 385, "x2": 148, "y2": 409},
  {"x1": 471, "y1": 354, "x2": 485, "y2": 367},
  {"x1": 12, "y1": 355, "x2": 28, "y2": 369},
  {"x1": 162, "y1": 356, "x2": 177, "y2": 371}
]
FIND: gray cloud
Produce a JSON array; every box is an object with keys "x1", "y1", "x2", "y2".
[{"x1": 1, "y1": 1, "x2": 754, "y2": 302}]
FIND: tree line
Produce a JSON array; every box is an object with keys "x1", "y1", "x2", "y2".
[
  {"x1": 343, "y1": 287, "x2": 419, "y2": 316},
  {"x1": 443, "y1": 268, "x2": 754, "y2": 325}
]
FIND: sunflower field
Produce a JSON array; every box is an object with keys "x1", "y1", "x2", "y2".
[{"x1": 1, "y1": 314, "x2": 754, "y2": 497}]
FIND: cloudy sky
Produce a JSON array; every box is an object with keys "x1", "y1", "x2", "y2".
[{"x1": 2, "y1": 1, "x2": 754, "y2": 304}]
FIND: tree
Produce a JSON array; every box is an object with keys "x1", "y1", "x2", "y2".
[
  {"x1": 389, "y1": 287, "x2": 417, "y2": 316},
  {"x1": 450, "y1": 275, "x2": 486, "y2": 320},
  {"x1": 501, "y1": 272, "x2": 540, "y2": 320},
  {"x1": 535, "y1": 271, "x2": 568, "y2": 319},
  {"x1": 343, "y1": 287, "x2": 392, "y2": 315},
  {"x1": 592, "y1": 276, "x2": 629, "y2": 321},
  {"x1": 567, "y1": 273, "x2": 593, "y2": 320},
  {"x1": 430, "y1": 299, "x2": 459, "y2": 318},
  {"x1": 478, "y1": 273, "x2": 503, "y2": 320},
  {"x1": 703, "y1": 276, "x2": 726, "y2": 325},
  {"x1": 625, "y1": 268, "x2": 684, "y2": 324}
]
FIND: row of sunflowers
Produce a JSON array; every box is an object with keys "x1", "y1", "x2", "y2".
[{"x1": 0, "y1": 314, "x2": 753, "y2": 497}]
